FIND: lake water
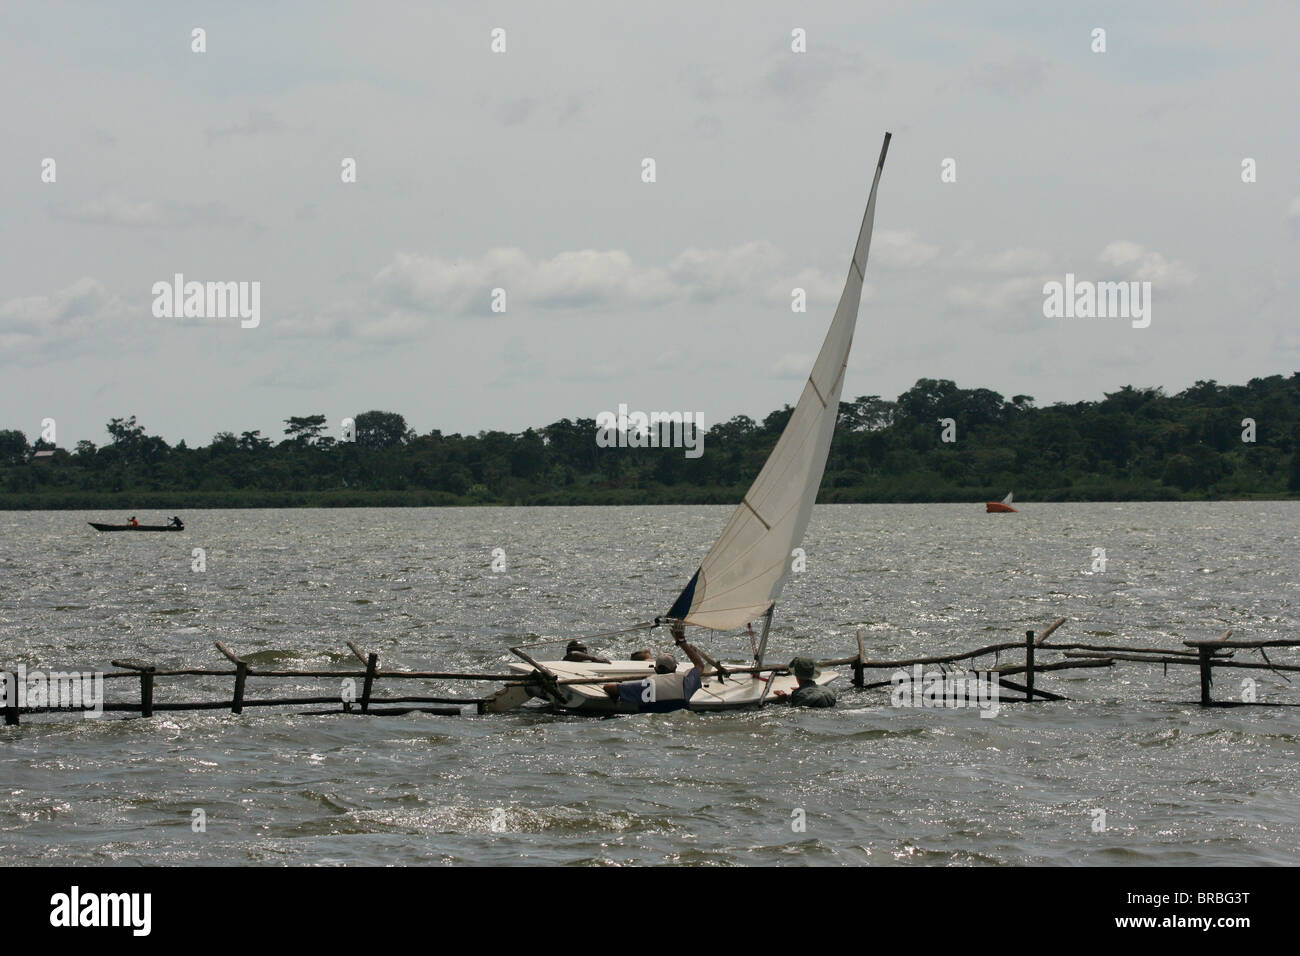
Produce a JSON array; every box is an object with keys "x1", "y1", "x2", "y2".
[{"x1": 2, "y1": 503, "x2": 1297, "y2": 865}]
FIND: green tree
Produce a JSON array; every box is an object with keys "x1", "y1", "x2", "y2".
[
  {"x1": 354, "y1": 411, "x2": 412, "y2": 450},
  {"x1": 284, "y1": 414, "x2": 328, "y2": 444},
  {"x1": 107, "y1": 416, "x2": 146, "y2": 446},
  {"x1": 0, "y1": 429, "x2": 29, "y2": 466},
  {"x1": 239, "y1": 430, "x2": 271, "y2": 451}
]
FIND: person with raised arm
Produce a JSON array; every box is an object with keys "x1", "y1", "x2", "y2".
[{"x1": 602, "y1": 621, "x2": 704, "y2": 712}]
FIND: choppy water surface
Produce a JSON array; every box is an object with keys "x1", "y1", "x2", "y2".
[{"x1": 2, "y1": 503, "x2": 1297, "y2": 865}]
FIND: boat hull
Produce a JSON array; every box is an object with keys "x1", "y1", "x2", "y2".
[
  {"x1": 985, "y1": 503, "x2": 1016, "y2": 513},
  {"x1": 501, "y1": 659, "x2": 839, "y2": 714},
  {"x1": 88, "y1": 523, "x2": 184, "y2": 532}
]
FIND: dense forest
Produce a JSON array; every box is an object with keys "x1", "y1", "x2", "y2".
[{"x1": 2, "y1": 375, "x2": 1298, "y2": 508}]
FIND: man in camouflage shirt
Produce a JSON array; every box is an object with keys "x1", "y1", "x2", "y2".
[{"x1": 781, "y1": 656, "x2": 836, "y2": 707}]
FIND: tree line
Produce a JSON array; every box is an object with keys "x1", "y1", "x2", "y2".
[{"x1": 2, "y1": 375, "x2": 1298, "y2": 508}]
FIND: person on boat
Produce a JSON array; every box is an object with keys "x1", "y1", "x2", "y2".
[
  {"x1": 601, "y1": 622, "x2": 705, "y2": 712},
  {"x1": 774, "y1": 657, "x2": 836, "y2": 708},
  {"x1": 562, "y1": 640, "x2": 610, "y2": 664},
  {"x1": 169, "y1": 516, "x2": 184, "y2": 529},
  {"x1": 128, "y1": 516, "x2": 139, "y2": 527},
  {"x1": 629, "y1": 649, "x2": 654, "y2": 662}
]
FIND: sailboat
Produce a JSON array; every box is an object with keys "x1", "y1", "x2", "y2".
[
  {"x1": 490, "y1": 133, "x2": 892, "y2": 714},
  {"x1": 986, "y1": 492, "x2": 1016, "y2": 513}
]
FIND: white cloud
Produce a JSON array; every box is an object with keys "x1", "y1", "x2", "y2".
[
  {"x1": 373, "y1": 241, "x2": 847, "y2": 320},
  {"x1": 872, "y1": 230, "x2": 941, "y2": 269},
  {"x1": 975, "y1": 246, "x2": 1053, "y2": 273},
  {"x1": 52, "y1": 195, "x2": 242, "y2": 229},
  {"x1": 669, "y1": 241, "x2": 784, "y2": 299},
  {"x1": 1098, "y1": 240, "x2": 1196, "y2": 287},
  {"x1": 0, "y1": 278, "x2": 128, "y2": 361},
  {"x1": 946, "y1": 276, "x2": 1043, "y2": 313},
  {"x1": 56, "y1": 196, "x2": 172, "y2": 227},
  {"x1": 768, "y1": 267, "x2": 847, "y2": 304},
  {"x1": 375, "y1": 247, "x2": 676, "y2": 314},
  {"x1": 1288, "y1": 197, "x2": 1300, "y2": 237},
  {"x1": 772, "y1": 352, "x2": 814, "y2": 378}
]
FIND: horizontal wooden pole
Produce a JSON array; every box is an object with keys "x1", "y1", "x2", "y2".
[
  {"x1": 552, "y1": 664, "x2": 787, "y2": 687},
  {"x1": 997, "y1": 677, "x2": 1066, "y2": 701},
  {"x1": 360, "y1": 695, "x2": 486, "y2": 705},
  {"x1": 1045, "y1": 642, "x2": 1231, "y2": 658},
  {"x1": 996, "y1": 658, "x2": 1114, "y2": 677},
  {"x1": 822, "y1": 641, "x2": 1026, "y2": 669},
  {"x1": 1198, "y1": 659, "x2": 1300, "y2": 673},
  {"x1": 835, "y1": 639, "x2": 1230, "y2": 670},
  {"x1": 1184, "y1": 638, "x2": 1300, "y2": 649},
  {"x1": 256, "y1": 669, "x2": 522, "y2": 681},
  {"x1": 25, "y1": 693, "x2": 488, "y2": 714},
  {"x1": 856, "y1": 656, "x2": 1110, "y2": 690},
  {"x1": 102, "y1": 668, "x2": 528, "y2": 681},
  {"x1": 1062, "y1": 651, "x2": 1205, "y2": 665},
  {"x1": 105, "y1": 668, "x2": 236, "y2": 679},
  {"x1": 298, "y1": 706, "x2": 463, "y2": 717}
]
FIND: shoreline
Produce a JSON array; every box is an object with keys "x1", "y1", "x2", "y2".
[{"x1": 3, "y1": 492, "x2": 1296, "y2": 510}]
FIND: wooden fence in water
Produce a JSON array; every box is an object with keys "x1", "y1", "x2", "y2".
[
  {"x1": 4, "y1": 620, "x2": 1298, "y2": 724},
  {"x1": 2, "y1": 640, "x2": 504, "y2": 724},
  {"x1": 830, "y1": 619, "x2": 1300, "y2": 707}
]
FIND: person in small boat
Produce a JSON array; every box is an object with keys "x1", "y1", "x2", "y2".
[
  {"x1": 169, "y1": 516, "x2": 184, "y2": 529},
  {"x1": 128, "y1": 516, "x2": 139, "y2": 527},
  {"x1": 602, "y1": 623, "x2": 705, "y2": 712},
  {"x1": 774, "y1": 657, "x2": 836, "y2": 708},
  {"x1": 562, "y1": 640, "x2": 609, "y2": 664}
]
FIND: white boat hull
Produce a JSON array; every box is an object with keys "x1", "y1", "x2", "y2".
[{"x1": 499, "y1": 659, "x2": 839, "y2": 714}]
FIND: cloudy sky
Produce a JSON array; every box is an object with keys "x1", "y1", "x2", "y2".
[{"x1": 2, "y1": 1, "x2": 1297, "y2": 447}]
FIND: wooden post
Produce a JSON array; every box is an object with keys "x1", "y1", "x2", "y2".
[
  {"x1": 232, "y1": 662, "x2": 248, "y2": 714},
  {"x1": 215, "y1": 641, "x2": 250, "y2": 715},
  {"x1": 361, "y1": 653, "x2": 378, "y2": 714},
  {"x1": 141, "y1": 668, "x2": 155, "y2": 718},
  {"x1": 3, "y1": 672, "x2": 17, "y2": 726},
  {"x1": 1024, "y1": 630, "x2": 1035, "y2": 701},
  {"x1": 510, "y1": 646, "x2": 562, "y2": 701},
  {"x1": 1198, "y1": 645, "x2": 1213, "y2": 706},
  {"x1": 852, "y1": 628, "x2": 866, "y2": 689},
  {"x1": 1034, "y1": 617, "x2": 1067, "y2": 646}
]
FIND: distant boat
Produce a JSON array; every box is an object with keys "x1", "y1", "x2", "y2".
[
  {"x1": 986, "y1": 492, "x2": 1017, "y2": 513},
  {"x1": 88, "y1": 522, "x2": 184, "y2": 532}
]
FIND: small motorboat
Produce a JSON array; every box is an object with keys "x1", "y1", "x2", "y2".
[
  {"x1": 88, "y1": 522, "x2": 184, "y2": 532},
  {"x1": 986, "y1": 492, "x2": 1017, "y2": 513}
]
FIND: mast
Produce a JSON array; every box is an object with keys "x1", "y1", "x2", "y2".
[
  {"x1": 754, "y1": 606, "x2": 774, "y2": 667},
  {"x1": 666, "y1": 132, "x2": 892, "y2": 633}
]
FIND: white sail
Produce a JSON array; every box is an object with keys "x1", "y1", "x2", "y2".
[
  {"x1": 1003, "y1": 491, "x2": 1013, "y2": 505},
  {"x1": 667, "y1": 133, "x2": 891, "y2": 631}
]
